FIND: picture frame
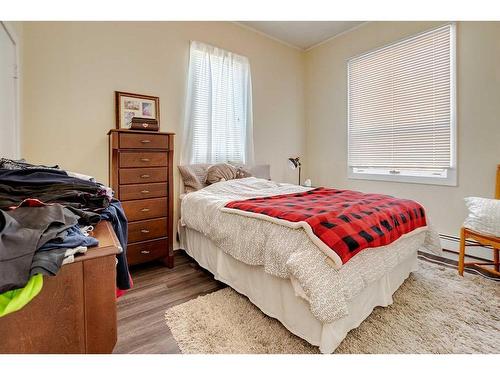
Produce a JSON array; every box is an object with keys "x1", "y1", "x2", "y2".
[{"x1": 115, "y1": 91, "x2": 160, "y2": 129}]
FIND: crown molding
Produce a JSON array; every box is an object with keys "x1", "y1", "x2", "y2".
[
  {"x1": 232, "y1": 22, "x2": 303, "y2": 51},
  {"x1": 305, "y1": 22, "x2": 369, "y2": 51}
]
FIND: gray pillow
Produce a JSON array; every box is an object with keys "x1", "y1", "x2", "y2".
[
  {"x1": 206, "y1": 163, "x2": 238, "y2": 184},
  {"x1": 178, "y1": 164, "x2": 211, "y2": 193}
]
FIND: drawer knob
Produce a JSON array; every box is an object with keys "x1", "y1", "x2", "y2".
[
  {"x1": 140, "y1": 158, "x2": 150, "y2": 162},
  {"x1": 141, "y1": 208, "x2": 150, "y2": 212},
  {"x1": 140, "y1": 229, "x2": 150, "y2": 233},
  {"x1": 140, "y1": 140, "x2": 151, "y2": 144},
  {"x1": 141, "y1": 250, "x2": 151, "y2": 254},
  {"x1": 140, "y1": 174, "x2": 150, "y2": 179},
  {"x1": 141, "y1": 190, "x2": 150, "y2": 194}
]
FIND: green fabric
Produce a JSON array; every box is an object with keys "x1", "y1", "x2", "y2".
[{"x1": 0, "y1": 274, "x2": 43, "y2": 318}]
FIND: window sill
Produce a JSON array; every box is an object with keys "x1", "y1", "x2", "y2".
[{"x1": 347, "y1": 169, "x2": 457, "y2": 186}]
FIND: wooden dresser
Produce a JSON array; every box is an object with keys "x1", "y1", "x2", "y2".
[
  {"x1": 0, "y1": 221, "x2": 120, "y2": 353},
  {"x1": 108, "y1": 129, "x2": 174, "y2": 268}
]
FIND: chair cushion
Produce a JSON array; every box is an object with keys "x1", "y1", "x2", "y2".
[{"x1": 463, "y1": 197, "x2": 500, "y2": 237}]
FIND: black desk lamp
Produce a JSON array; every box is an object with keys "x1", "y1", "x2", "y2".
[{"x1": 288, "y1": 157, "x2": 301, "y2": 185}]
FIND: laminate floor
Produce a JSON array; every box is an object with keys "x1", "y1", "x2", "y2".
[
  {"x1": 113, "y1": 251, "x2": 224, "y2": 354},
  {"x1": 114, "y1": 250, "x2": 497, "y2": 354}
]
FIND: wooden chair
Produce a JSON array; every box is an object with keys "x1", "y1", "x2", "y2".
[{"x1": 458, "y1": 164, "x2": 500, "y2": 277}]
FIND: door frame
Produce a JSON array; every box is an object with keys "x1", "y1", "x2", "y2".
[{"x1": 0, "y1": 21, "x2": 20, "y2": 159}]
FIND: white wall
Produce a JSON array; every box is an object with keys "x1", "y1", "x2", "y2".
[{"x1": 305, "y1": 21, "x2": 500, "y2": 237}]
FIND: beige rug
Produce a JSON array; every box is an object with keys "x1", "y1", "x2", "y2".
[{"x1": 164, "y1": 260, "x2": 500, "y2": 354}]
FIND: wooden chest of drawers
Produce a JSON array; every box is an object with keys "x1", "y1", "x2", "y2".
[{"x1": 108, "y1": 129, "x2": 174, "y2": 268}]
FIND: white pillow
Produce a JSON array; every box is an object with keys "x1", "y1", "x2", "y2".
[{"x1": 463, "y1": 197, "x2": 500, "y2": 237}]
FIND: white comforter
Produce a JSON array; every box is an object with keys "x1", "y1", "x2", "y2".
[{"x1": 181, "y1": 177, "x2": 442, "y2": 323}]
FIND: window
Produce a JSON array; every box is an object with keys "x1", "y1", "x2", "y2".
[
  {"x1": 347, "y1": 24, "x2": 456, "y2": 185},
  {"x1": 182, "y1": 41, "x2": 254, "y2": 165}
]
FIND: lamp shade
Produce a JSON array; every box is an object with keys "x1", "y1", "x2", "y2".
[{"x1": 288, "y1": 157, "x2": 301, "y2": 169}]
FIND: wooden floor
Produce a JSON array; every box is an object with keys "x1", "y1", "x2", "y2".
[
  {"x1": 113, "y1": 251, "x2": 224, "y2": 354},
  {"x1": 114, "y1": 250, "x2": 498, "y2": 354}
]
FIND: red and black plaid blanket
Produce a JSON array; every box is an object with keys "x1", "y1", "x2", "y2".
[{"x1": 224, "y1": 188, "x2": 427, "y2": 267}]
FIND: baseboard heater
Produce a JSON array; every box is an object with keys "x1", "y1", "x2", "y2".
[{"x1": 439, "y1": 233, "x2": 493, "y2": 262}]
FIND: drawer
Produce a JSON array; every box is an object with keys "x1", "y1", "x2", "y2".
[
  {"x1": 127, "y1": 238, "x2": 168, "y2": 266},
  {"x1": 119, "y1": 167, "x2": 167, "y2": 184},
  {"x1": 119, "y1": 151, "x2": 167, "y2": 168},
  {"x1": 119, "y1": 182, "x2": 167, "y2": 201},
  {"x1": 119, "y1": 133, "x2": 168, "y2": 150},
  {"x1": 128, "y1": 217, "x2": 167, "y2": 243},
  {"x1": 122, "y1": 198, "x2": 167, "y2": 222}
]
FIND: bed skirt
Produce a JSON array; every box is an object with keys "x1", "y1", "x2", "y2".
[{"x1": 181, "y1": 226, "x2": 418, "y2": 353}]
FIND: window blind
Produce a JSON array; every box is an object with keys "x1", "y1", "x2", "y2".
[
  {"x1": 182, "y1": 41, "x2": 254, "y2": 165},
  {"x1": 348, "y1": 25, "x2": 454, "y2": 171}
]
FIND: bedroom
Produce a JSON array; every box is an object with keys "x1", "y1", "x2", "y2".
[{"x1": 0, "y1": 0, "x2": 498, "y2": 372}]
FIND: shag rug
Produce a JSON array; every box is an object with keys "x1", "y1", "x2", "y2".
[{"x1": 164, "y1": 260, "x2": 500, "y2": 354}]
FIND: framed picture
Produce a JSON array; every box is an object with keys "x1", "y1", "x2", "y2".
[{"x1": 115, "y1": 91, "x2": 160, "y2": 129}]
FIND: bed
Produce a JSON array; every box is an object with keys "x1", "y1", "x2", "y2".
[{"x1": 178, "y1": 175, "x2": 441, "y2": 353}]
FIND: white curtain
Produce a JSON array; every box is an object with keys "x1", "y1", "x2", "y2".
[{"x1": 181, "y1": 41, "x2": 254, "y2": 165}]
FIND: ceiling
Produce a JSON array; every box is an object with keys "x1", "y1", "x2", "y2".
[{"x1": 238, "y1": 21, "x2": 365, "y2": 50}]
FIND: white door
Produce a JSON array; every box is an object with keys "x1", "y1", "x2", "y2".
[{"x1": 0, "y1": 23, "x2": 18, "y2": 159}]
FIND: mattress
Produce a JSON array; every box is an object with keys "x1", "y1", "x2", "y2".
[{"x1": 181, "y1": 226, "x2": 419, "y2": 353}]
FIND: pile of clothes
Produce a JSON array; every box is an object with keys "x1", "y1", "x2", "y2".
[{"x1": 0, "y1": 158, "x2": 131, "y2": 317}]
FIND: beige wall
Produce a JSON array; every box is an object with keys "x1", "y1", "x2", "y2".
[
  {"x1": 19, "y1": 21, "x2": 500, "y2": 241},
  {"x1": 3, "y1": 21, "x2": 24, "y2": 156},
  {"x1": 21, "y1": 21, "x2": 306, "y2": 247},
  {"x1": 305, "y1": 21, "x2": 500, "y2": 237}
]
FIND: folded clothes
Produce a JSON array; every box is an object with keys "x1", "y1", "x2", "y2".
[
  {"x1": 0, "y1": 168, "x2": 110, "y2": 210},
  {"x1": 0, "y1": 158, "x2": 59, "y2": 171},
  {"x1": 62, "y1": 246, "x2": 88, "y2": 258},
  {"x1": 0, "y1": 168, "x2": 83, "y2": 184},
  {"x1": 30, "y1": 246, "x2": 87, "y2": 277},
  {"x1": 63, "y1": 206, "x2": 102, "y2": 226},
  {"x1": 0, "y1": 160, "x2": 131, "y2": 299},
  {"x1": 30, "y1": 248, "x2": 67, "y2": 277},
  {"x1": 66, "y1": 170, "x2": 95, "y2": 182},
  {"x1": 38, "y1": 225, "x2": 98, "y2": 252},
  {"x1": 0, "y1": 204, "x2": 79, "y2": 293}
]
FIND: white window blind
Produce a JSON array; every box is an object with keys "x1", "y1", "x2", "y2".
[
  {"x1": 182, "y1": 41, "x2": 254, "y2": 165},
  {"x1": 348, "y1": 24, "x2": 455, "y2": 183}
]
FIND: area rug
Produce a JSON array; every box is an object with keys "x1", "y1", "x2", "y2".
[{"x1": 164, "y1": 260, "x2": 500, "y2": 354}]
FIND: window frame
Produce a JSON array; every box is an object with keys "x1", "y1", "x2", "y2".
[{"x1": 346, "y1": 23, "x2": 457, "y2": 186}]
